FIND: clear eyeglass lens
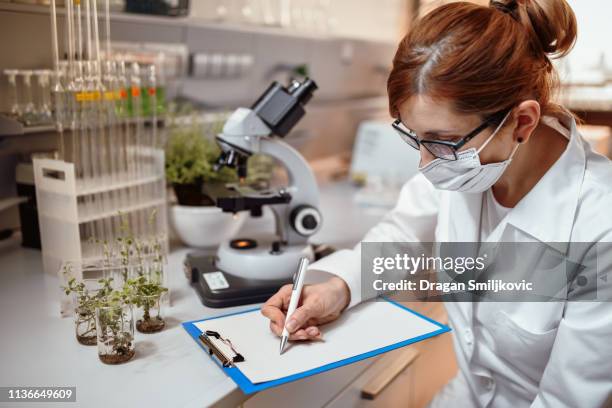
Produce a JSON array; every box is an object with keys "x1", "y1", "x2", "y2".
[
  {"x1": 398, "y1": 132, "x2": 419, "y2": 150},
  {"x1": 393, "y1": 123, "x2": 419, "y2": 150},
  {"x1": 422, "y1": 142, "x2": 456, "y2": 160}
]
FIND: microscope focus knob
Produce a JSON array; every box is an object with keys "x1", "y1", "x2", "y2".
[
  {"x1": 291, "y1": 205, "x2": 322, "y2": 236},
  {"x1": 302, "y1": 215, "x2": 317, "y2": 230}
]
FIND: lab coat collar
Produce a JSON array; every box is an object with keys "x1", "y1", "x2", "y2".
[{"x1": 504, "y1": 111, "x2": 585, "y2": 254}]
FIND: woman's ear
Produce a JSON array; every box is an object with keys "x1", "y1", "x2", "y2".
[{"x1": 512, "y1": 100, "x2": 541, "y2": 144}]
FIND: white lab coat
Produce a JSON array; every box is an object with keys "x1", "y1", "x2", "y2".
[{"x1": 308, "y1": 111, "x2": 612, "y2": 407}]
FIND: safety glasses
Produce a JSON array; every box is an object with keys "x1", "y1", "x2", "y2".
[{"x1": 392, "y1": 108, "x2": 511, "y2": 161}]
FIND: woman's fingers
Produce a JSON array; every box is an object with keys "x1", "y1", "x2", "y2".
[
  {"x1": 269, "y1": 319, "x2": 322, "y2": 340},
  {"x1": 288, "y1": 326, "x2": 321, "y2": 341},
  {"x1": 262, "y1": 282, "x2": 340, "y2": 342},
  {"x1": 269, "y1": 320, "x2": 283, "y2": 336},
  {"x1": 305, "y1": 326, "x2": 321, "y2": 337},
  {"x1": 291, "y1": 329, "x2": 310, "y2": 340},
  {"x1": 262, "y1": 284, "x2": 292, "y2": 311},
  {"x1": 285, "y1": 303, "x2": 318, "y2": 333},
  {"x1": 261, "y1": 284, "x2": 294, "y2": 327},
  {"x1": 261, "y1": 303, "x2": 285, "y2": 323}
]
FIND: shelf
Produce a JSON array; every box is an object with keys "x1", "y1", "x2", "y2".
[
  {"x1": 0, "y1": 1, "x2": 394, "y2": 44},
  {"x1": 0, "y1": 196, "x2": 27, "y2": 212},
  {"x1": 0, "y1": 114, "x2": 54, "y2": 137},
  {"x1": 0, "y1": 2, "x2": 187, "y2": 27},
  {"x1": 0, "y1": 114, "x2": 166, "y2": 137}
]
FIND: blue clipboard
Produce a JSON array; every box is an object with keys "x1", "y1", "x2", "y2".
[{"x1": 182, "y1": 297, "x2": 451, "y2": 395}]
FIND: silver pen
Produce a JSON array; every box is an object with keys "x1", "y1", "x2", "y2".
[{"x1": 280, "y1": 257, "x2": 310, "y2": 354}]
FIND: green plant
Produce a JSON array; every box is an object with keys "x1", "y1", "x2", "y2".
[
  {"x1": 62, "y1": 211, "x2": 169, "y2": 359},
  {"x1": 62, "y1": 266, "x2": 114, "y2": 345},
  {"x1": 127, "y1": 272, "x2": 168, "y2": 333},
  {"x1": 165, "y1": 121, "x2": 237, "y2": 185},
  {"x1": 95, "y1": 290, "x2": 135, "y2": 364},
  {"x1": 114, "y1": 212, "x2": 168, "y2": 330},
  {"x1": 164, "y1": 109, "x2": 276, "y2": 197}
]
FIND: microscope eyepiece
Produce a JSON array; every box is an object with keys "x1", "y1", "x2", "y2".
[
  {"x1": 251, "y1": 77, "x2": 318, "y2": 137},
  {"x1": 289, "y1": 78, "x2": 317, "y2": 106}
]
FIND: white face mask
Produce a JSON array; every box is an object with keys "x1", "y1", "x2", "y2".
[{"x1": 418, "y1": 111, "x2": 519, "y2": 193}]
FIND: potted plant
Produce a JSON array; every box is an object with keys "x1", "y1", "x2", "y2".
[
  {"x1": 62, "y1": 211, "x2": 170, "y2": 362},
  {"x1": 165, "y1": 113, "x2": 251, "y2": 248},
  {"x1": 95, "y1": 289, "x2": 136, "y2": 365},
  {"x1": 115, "y1": 214, "x2": 169, "y2": 333},
  {"x1": 62, "y1": 264, "x2": 115, "y2": 345},
  {"x1": 63, "y1": 269, "x2": 137, "y2": 364},
  {"x1": 129, "y1": 272, "x2": 168, "y2": 333},
  {"x1": 91, "y1": 214, "x2": 168, "y2": 362},
  {"x1": 165, "y1": 114, "x2": 237, "y2": 206}
]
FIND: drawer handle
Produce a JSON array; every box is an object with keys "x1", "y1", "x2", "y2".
[{"x1": 361, "y1": 347, "x2": 420, "y2": 400}]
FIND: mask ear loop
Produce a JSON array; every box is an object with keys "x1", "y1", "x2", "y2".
[
  {"x1": 476, "y1": 109, "x2": 513, "y2": 154},
  {"x1": 507, "y1": 138, "x2": 521, "y2": 160}
]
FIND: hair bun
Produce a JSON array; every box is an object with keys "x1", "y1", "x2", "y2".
[
  {"x1": 490, "y1": 0, "x2": 519, "y2": 19},
  {"x1": 515, "y1": 0, "x2": 577, "y2": 58}
]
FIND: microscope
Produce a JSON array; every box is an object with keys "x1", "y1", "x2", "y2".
[{"x1": 187, "y1": 78, "x2": 323, "y2": 308}]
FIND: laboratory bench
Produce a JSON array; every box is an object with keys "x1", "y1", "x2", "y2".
[{"x1": 0, "y1": 181, "x2": 456, "y2": 408}]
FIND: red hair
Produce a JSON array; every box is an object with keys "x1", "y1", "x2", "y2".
[{"x1": 387, "y1": 0, "x2": 577, "y2": 119}]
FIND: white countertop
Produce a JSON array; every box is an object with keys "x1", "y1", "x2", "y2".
[{"x1": 0, "y1": 181, "x2": 386, "y2": 408}]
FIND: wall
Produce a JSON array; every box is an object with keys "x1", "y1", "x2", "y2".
[
  {"x1": 190, "y1": 0, "x2": 412, "y2": 43},
  {"x1": 564, "y1": 0, "x2": 612, "y2": 80}
]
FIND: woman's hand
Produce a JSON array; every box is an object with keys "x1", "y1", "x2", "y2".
[{"x1": 261, "y1": 276, "x2": 350, "y2": 340}]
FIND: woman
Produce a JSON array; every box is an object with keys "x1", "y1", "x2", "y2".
[{"x1": 262, "y1": 1, "x2": 612, "y2": 406}]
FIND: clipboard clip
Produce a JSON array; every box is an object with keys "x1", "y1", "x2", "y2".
[{"x1": 199, "y1": 330, "x2": 245, "y2": 367}]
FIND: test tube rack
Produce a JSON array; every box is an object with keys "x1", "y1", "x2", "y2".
[{"x1": 33, "y1": 143, "x2": 168, "y2": 278}]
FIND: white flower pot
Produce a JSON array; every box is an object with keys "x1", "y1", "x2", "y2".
[{"x1": 170, "y1": 205, "x2": 246, "y2": 248}]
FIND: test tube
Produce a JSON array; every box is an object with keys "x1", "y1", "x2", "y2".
[
  {"x1": 64, "y1": 0, "x2": 80, "y2": 168},
  {"x1": 117, "y1": 59, "x2": 140, "y2": 235},
  {"x1": 49, "y1": 0, "x2": 64, "y2": 160},
  {"x1": 130, "y1": 62, "x2": 143, "y2": 169},
  {"x1": 154, "y1": 52, "x2": 166, "y2": 119},
  {"x1": 82, "y1": 0, "x2": 105, "y2": 242},
  {"x1": 104, "y1": 60, "x2": 125, "y2": 236},
  {"x1": 104, "y1": 0, "x2": 111, "y2": 58},
  {"x1": 34, "y1": 70, "x2": 53, "y2": 125},
  {"x1": 83, "y1": 0, "x2": 93, "y2": 184},
  {"x1": 20, "y1": 70, "x2": 36, "y2": 125},
  {"x1": 66, "y1": 0, "x2": 75, "y2": 80},
  {"x1": 104, "y1": 0, "x2": 128, "y2": 240},
  {"x1": 76, "y1": 0, "x2": 83, "y2": 63},
  {"x1": 51, "y1": 69, "x2": 67, "y2": 160},
  {"x1": 146, "y1": 63, "x2": 163, "y2": 222},
  {"x1": 147, "y1": 64, "x2": 157, "y2": 149},
  {"x1": 94, "y1": 0, "x2": 117, "y2": 242},
  {"x1": 92, "y1": 0, "x2": 102, "y2": 73},
  {"x1": 117, "y1": 60, "x2": 131, "y2": 183},
  {"x1": 3, "y1": 70, "x2": 21, "y2": 118},
  {"x1": 130, "y1": 61, "x2": 146, "y2": 238},
  {"x1": 71, "y1": 0, "x2": 85, "y2": 170}
]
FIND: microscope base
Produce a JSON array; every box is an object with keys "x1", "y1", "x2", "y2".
[
  {"x1": 185, "y1": 243, "x2": 336, "y2": 308},
  {"x1": 185, "y1": 251, "x2": 291, "y2": 308}
]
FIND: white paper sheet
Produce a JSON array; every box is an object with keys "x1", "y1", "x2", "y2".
[{"x1": 194, "y1": 301, "x2": 443, "y2": 384}]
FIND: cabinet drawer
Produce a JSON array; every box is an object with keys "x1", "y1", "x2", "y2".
[{"x1": 244, "y1": 359, "x2": 376, "y2": 408}]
